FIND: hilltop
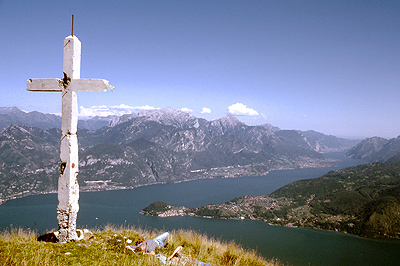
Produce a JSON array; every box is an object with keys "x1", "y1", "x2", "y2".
[
  {"x1": 0, "y1": 226, "x2": 281, "y2": 266},
  {"x1": 142, "y1": 161, "x2": 400, "y2": 239}
]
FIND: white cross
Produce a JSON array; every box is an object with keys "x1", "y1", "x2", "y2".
[{"x1": 27, "y1": 35, "x2": 113, "y2": 243}]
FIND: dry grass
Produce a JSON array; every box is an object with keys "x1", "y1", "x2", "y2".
[{"x1": 0, "y1": 225, "x2": 283, "y2": 266}]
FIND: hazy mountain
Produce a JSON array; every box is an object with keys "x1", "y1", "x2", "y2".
[
  {"x1": 346, "y1": 136, "x2": 400, "y2": 162},
  {"x1": 259, "y1": 123, "x2": 281, "y2": 132},
  {"x1": 0, "y1": 107, "x2": 61, "y2": 131},
  {"x1": 299, "y1": 130, "x2": 360, "y2": 153},
  {"x1": 369, "y1": 136, "x2": 400, "y2": 162},
  {"x1": 0, "y1": 106, "x2": 114, "y2": 131},
  {"x1": 346, "y1": 137, "x2": 389, "y2": 161},
  {"x1": 0, "y1": 107, "x2": 358, "y2": 204},
  {"x1": 78, "y1": 116, "x2": 116, "y2": 131}
]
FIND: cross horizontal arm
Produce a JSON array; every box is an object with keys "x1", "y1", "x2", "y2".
[
  {"x1": 27, "y1": 78, "x2": 114, "y2": 92},
  {"x1": 71, "y1": 79, "x2": 114, "y2": 92},
  {"x1": 26, "y1": 79, "x2": 63, "y2": 92}
]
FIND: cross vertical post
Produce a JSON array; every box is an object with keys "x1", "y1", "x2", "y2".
[
  {"x1": 58, "y1": 35, "x2": 81, "y2": 244},
  {"x1": 27, "y1": 33, "x2": 113, "y2": 243}
]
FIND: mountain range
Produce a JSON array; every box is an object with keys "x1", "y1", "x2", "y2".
[{"x1": 0, "y1": 107, "x2": 359, "y2": 204}]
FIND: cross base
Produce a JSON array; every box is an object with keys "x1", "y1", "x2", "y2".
[{"x1": 57, "y1": 208, "x2": 79, "y2": 243}]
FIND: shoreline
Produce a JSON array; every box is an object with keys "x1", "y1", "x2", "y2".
[
  {"x1": 0, "y1": 161, "x2": 333, "y2": 206},
  {"x1": 141, "y1": 203, "x2": 400, "y2": 240}
]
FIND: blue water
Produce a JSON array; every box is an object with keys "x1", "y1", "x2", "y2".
[{"x1": 1, "y1": 153, "x2": 399, "y2": 265}]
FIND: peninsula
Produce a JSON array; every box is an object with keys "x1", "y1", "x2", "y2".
[{"x1": 141, "y1": 161, "x2": 400, "y2": 239}]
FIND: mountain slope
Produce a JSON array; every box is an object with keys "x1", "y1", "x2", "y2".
[
  {"x1": 370, "y1": 136, "x2": 400, "y2": 162},
  {"x1": 0, "y1": 125, "x2": 60, "y2": 202}
]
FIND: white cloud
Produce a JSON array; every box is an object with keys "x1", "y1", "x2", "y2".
[
  {"x1": 201, "y1": 107, "x2": 211, "y2": 114},
  {"x1": 228, "y1": 103, "x2": 259, "y2": 116},
  {"x1": 79, "y1": 104, "x2": 156, "y2": 117},
  {"x1": 133, "y1": 105, "x2": 157, "y2": 111},
  {"x1": 179, "y1": 107, "x2": 194, "y2": 113}
]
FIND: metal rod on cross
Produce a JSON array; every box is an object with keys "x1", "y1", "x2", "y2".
[
  {"x1": 26, "y1": 26, "x2": 113, "y2": 243},
  {"x1": 71, "y1": 15, "x2": 74, "y2": 36}
]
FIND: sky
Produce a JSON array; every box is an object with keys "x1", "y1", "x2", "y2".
[{"x1": 1, "y1": 0, "x2": 400, "y2": 139}]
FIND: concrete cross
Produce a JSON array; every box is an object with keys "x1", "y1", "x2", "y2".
[{"x1": 27, "y1": 34, "x2": 113, "y2": 243}]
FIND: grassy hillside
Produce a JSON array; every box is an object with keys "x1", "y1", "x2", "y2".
[{"x1": 0, "y1": 226, "x2": 281, "y2": 266}]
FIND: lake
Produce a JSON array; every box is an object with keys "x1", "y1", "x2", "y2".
[{"x1": 1, "y1": 153, "x2": 399, "y2": 265}]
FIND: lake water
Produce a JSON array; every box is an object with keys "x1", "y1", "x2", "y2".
[{"x1": 1, "y1": 153, "x2": 399, "y2": 265}]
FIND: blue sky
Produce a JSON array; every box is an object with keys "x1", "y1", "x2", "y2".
[{"x1": 1, "y1": 0, "x2": 399, "y2": 139}]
